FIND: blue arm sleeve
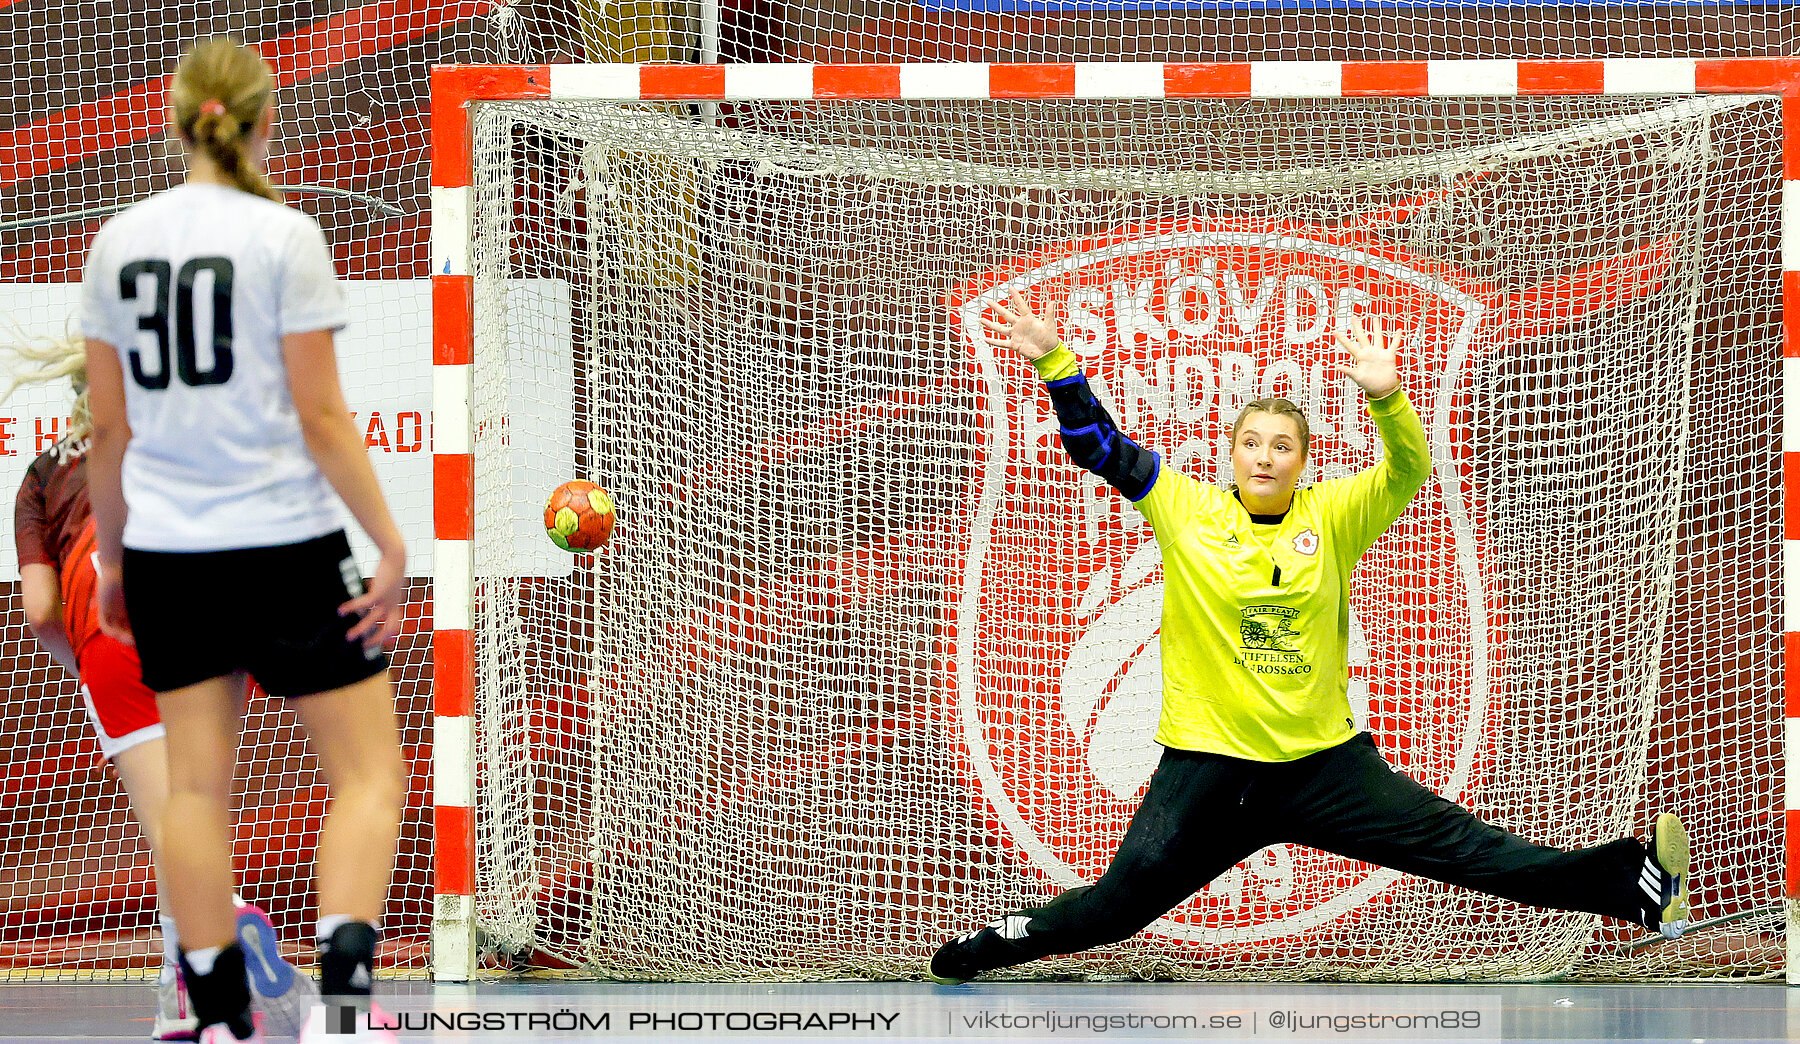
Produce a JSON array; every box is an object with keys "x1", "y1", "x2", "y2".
[{"x1": 1045, "y1": 373, "x2": 1161, "y2": 502}]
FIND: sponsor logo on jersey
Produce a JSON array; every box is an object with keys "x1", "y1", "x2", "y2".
[{"x1": 1239, "y1": 604, "x2": 1302, "y2": 652}]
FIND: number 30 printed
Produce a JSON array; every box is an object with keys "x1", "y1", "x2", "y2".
[{"x1": 119, "y1": 256, "x2": 235, "y2": 389}]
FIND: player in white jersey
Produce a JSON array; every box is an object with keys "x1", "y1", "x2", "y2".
[
  {"x1": 7, "y1": 333, "x2": 316, "y2": 1041},
  {"x1": 79, "y1": 37, "x2": 404, "y2": 1044}
]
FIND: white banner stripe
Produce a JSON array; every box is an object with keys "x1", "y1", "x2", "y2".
[
  {"x1": 1603, "y1": 58, "x2": 1698, "y2": 95},
  {"x1": 429, "y1": 186, "x2": 469, "y2": 277},
  {"x1": 436, "y1": 539, "x2": 474, "y2": 630},
  {"x1": 1784, "y1": 182, "x2": 1800, "y2": 274},
  {"x1": 1787, "y1": 541, "x2": 1800, "y2": 635},
  {"x1": 433, "y1": 715, "x2": 474, "y2": 809},
  {"x1": 1428, "y1": 60, "x2": 1518, "y2": 96},
  {"x1": 432, "y1": 893, "x2": 476, "y2": 981},
  {"x1": 550, "y1": 64, "x2": 641, "y2": 99},
  {"x1": 1251, "y1": 61, "x2": 1342, "y2": 98},
  {"x1": 1788, "y1": 719, "x2": 1800, "y2": 812},
  {"x1": 432, "y1": 365, "x2": 472, "y2": 457},
  {"x1": 1075, "y1": 63, "x2": 1166, "y2": 98},
  {"x1": 899, "y1": 64, "x2": 991, "y2": 99},
  {"x1": 1786, "y1": 362, "x2": 1800, "y2": 455},
  {"x1": 496, "y1": 60, "x2": 1800, "y2": 102},
  {"x1": 1788, "y1": 359, "x2": 1800, "y2": 458},
  {"x1": 725, "y1": 64, "x2": 814, "y2": 99}
]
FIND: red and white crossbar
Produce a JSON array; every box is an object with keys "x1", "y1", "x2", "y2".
[{"x1": 429, "y1": 58, "x2": 1800, "y2": 983}]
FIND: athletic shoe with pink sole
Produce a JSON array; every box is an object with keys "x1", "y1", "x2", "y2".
[
  {"x1": 232, "y1": 901, "x2": 319, "y2": 1036},
  {"x1": 151, "y1": 971, "x2": 199, "y2": 1041}
]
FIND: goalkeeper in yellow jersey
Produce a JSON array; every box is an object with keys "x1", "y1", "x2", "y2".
[{"x1": 928, "y1": 293, "x2": 1692, "y2": 985}]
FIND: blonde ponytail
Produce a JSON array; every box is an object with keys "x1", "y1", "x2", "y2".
[
  {"x1": 169, "y1": 37, "x2": 280, "y2": 203},
  {"x1": 1, "y1": 324, "x2": 90, "y2": 444}
]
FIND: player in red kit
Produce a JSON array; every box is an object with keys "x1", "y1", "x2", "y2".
[{"x1": 8, "y1": 333, "x2": 314, "y2": 1041}]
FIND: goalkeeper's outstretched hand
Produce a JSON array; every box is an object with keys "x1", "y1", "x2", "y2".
[
  {"x1": 981, "y1": 290, "x2": 1061, "y2": 362},
  {"x1": 1335, "y1": 314, "x2": 1404, "y2": 400}
]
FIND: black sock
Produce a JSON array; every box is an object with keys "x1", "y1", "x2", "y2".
[
  {"x1": 318, "y1": 921, "x2": 379, "y2": 1002},
  {"x1": 179, "y1": 944, "x2": 255, "y2": 1039}
]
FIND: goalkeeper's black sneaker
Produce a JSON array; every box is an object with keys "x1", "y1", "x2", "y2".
[
  {"x1": 1636, "y1": 812, "x2": 1691, "y2": 940},
  {"x1": 928, "y1": 914, "x2": 1036, "y2": 985}
]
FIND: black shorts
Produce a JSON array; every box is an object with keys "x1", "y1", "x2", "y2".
[{"x1": 121, "y1": 530, "x2": 390, "y2": 699}]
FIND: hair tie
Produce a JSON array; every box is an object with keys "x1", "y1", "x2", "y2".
[{"x1": 199, "y1": 99, "x2": 227, "y2": 117}]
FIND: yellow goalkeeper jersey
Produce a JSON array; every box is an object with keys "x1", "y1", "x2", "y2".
[{"x1": 1133, "y1": 390, "x2": 1430, "y2": 761}]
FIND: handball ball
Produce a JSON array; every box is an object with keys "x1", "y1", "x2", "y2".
[{"x1": 544, "y1": 480, "x2": 615, "y2": 552}]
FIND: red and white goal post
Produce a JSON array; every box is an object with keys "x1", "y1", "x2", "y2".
[{"x1": 430, "y1": 60, "x2": 1798, "y2": 983}]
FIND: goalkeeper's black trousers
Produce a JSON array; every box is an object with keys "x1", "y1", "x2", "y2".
[{"x1": 998, "y1": 732, "x2": 1648, "y2": 960}]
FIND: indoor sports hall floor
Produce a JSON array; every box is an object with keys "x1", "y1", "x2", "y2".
[{"x1": 0, "y1": 979, "x2": 1792, "y2": 1043}]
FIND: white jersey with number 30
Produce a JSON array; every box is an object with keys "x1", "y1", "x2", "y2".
[{"x1": 79, "y1": 182, "x2": 349, "y2": 553}]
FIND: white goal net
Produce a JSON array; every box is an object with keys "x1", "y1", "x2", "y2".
[
  {"x1": 463, "y1": 88, "x2": 1783, "y2": 981},
  {"x1": 0, "y1": 0, "x2": 1788, "y2": 992},
  {"x1": 476, "y1": 0, "x2": 1795, "y2": 65}
]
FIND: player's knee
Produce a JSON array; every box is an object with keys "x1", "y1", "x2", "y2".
[
  {"x1": 361, "y1": 750, "x2": 408, "y2": 813},
  {"x1": 325, "y1": 740, "x2": 405, "y2": 812},
  {"x1": 164, "y1": 761, "x2": 234, "y2": 805}
]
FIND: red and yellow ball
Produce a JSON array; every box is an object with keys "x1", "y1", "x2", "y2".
[{"x1": 544, "y1": 480, "x2": 616, "y2": 552}]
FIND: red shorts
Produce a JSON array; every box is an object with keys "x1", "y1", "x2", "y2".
[{"x1": 76, "y1": 632, "x2": 164, "y2": 759}]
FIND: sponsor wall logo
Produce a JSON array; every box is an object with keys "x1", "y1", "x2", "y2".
[{"x1": 945, "y1": 215, "x2": 1672, "y2": 942}]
